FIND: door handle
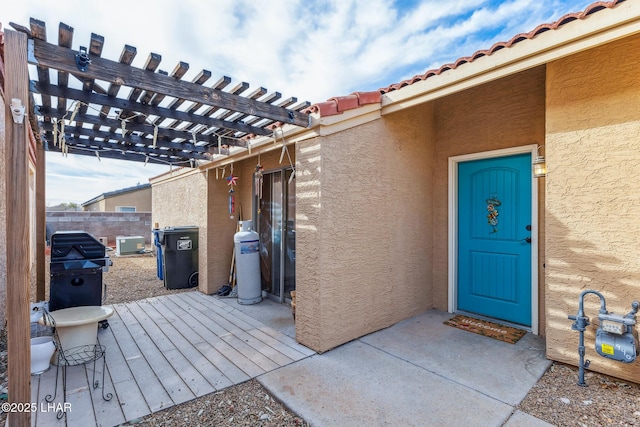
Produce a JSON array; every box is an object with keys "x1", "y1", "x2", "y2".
[{"x1": 520, "y1": 236, "x2": 532, "y2": 244}]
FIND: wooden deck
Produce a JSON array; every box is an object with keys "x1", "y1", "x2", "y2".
[{"x1": 30, "y1": 292, "x2": 314, "y2": 426}]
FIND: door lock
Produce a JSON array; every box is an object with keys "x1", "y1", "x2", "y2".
[{"x1": 520, "y1": 236, "x2": 532, "y2": 244}]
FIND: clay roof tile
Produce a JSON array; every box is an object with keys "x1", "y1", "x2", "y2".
[{"x1": 308, "y1": 1, "x2": 625, "y2": 117}]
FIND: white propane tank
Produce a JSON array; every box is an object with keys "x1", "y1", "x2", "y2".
[{"x1": 234, "y1": 221, "x2": 262, "y2": 304}]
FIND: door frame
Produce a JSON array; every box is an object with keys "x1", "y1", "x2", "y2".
[
  {"x1": 447, "y1": 145, "x2": 539, "y2": 334},
  {"x1": 253, "y1": 166, "x2": 295, "y2": 303}
]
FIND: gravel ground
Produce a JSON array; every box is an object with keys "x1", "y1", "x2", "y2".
[
  {"x1": 0, "y1": 253, "x2": 638, "y2": 426},
  {"x1": 519, "y1": 362, "x2": 640, "y2": 426}
]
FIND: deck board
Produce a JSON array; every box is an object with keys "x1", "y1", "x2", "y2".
[
  {"x1": 125, "y1": 301, "x2": 214, "y2": 397},
  {"x1": 136, "y1": 299, "x2": 233, "y2": 391},
  {"x1": 108, "y1": 306, "x2": 173, "y2": 412},
  {"x1": 31, "y1": 366, "x2": 64, "y2": 427},
  {"x1": 32, "y1": 291, "x2": 313, "y2": 426},
  {"x1": 146, "y1": 297, "x2": 250, "y2": 385},
  {"x1": 187, "y1": 292, "x2": 314, "y2": 357},
  {"x1": 114, "y1": 304, "x2": 196, "y2": 405},
  {"x1": 86, "y1": 365, "x2": 126, "y2": 427},
  {"x1": 175, "y1": 294, "x2": 294, "y2": 367},
  {"x1": 96, "y1": 320, "x2": 151, "y2": 421},
  {"x1": 183, "y1": 292, "x2": 315, "y2": 360},
  {"x1": 159, "y1": 296, "x2": 266, "y2": 378},
  {"x1": 62, "y1": 365, "x2": 99, "y2": 427}
]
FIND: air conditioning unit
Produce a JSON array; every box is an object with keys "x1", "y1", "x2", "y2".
[{"x1": 116, "y1": 235, "x2": 145, "y2": 255}]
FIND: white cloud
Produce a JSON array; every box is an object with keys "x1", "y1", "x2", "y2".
[
  {"x1": 45, "y1": 152, "x2": 169, "y2": 206},
  {"x1": 3, "y1": 0, "x2": 597, "y2": 204}
]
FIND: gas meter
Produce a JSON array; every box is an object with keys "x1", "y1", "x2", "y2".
[
  {"x1": 595, "y1": 305, "x2": 638, "y2": 363},
  {"x1": 568, "y1": 290, "x2": 639, "y2": 386}
]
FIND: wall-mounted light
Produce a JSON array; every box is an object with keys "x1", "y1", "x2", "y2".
[
  {"x1": 10, "y1": 98, "x2": 26, "y2": 124},
  {"x1": 532, "y1": 145, "x2": 546, "y2": 178}
]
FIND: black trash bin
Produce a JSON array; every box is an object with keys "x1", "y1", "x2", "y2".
[
  {"x1": 160, "y1": 226, "x2": 199, "y2": 289},
  {"x1": 49, "y1": 231, "x2": 111, "y2": 326}
]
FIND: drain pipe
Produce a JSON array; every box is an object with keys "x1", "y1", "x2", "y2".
[{"x1": 568, "y1": 290, "x2": 607, "y2": 386}]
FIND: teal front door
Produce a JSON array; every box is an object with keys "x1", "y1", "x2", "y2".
[{"x1": 457, "y1": 153, "x2": 532, "y2": 326}]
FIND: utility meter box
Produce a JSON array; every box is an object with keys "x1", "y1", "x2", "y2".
[
  {"x1": 116, "y1": 235, "x2": 145, "y2": 255},
  {"x1": 595, "y1": 328, "x2": 638, "y2": 363}
]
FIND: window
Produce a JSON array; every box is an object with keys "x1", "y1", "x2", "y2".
[{"x1": 116, "y1": 206, "x2": 136, "y2": 212}]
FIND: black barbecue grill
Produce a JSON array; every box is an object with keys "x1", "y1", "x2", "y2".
[{"x1": 49, "y1": 231, "x2": 112, "y2": 327}]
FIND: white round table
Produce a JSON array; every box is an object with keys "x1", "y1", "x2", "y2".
[{"x1": 39, "y1": 306, "x2": 113, "y2": 362}]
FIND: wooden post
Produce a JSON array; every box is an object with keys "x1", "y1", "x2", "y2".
[
  {"x1": 4, "y1": 29, "x2": 32, "y2": 427},
  {"x1": 36, "y1": 137, "x2": 46, "y2": 302}
]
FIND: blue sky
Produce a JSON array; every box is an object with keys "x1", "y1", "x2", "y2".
[{"x1": 3, "y1": 0, "x2": 596, "y2": 205}]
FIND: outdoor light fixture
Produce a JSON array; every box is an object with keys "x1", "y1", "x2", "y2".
[{"x1": 532, "y1": 145, "x2": 546, "y2": 178}]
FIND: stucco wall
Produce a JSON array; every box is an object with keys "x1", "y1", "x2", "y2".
[
  {"x1": 84, "y1": 187, "x2": 151, "y2": 212},
  {"x1": 105, "y1": 187, "x2": 152, "y2": 212},
  {"x1": 432, "y1": 66, "x2": 547, "y2": 328},
  {"x1": 203, "y1": 150, "x2": 293, "y2": 295},
  {"x1": 83, "y1": 199, "x2": 106, "y2": 212},
  {"x1": 296, "y1": 103, "x2": 434, "y2": 352},
  {"x1": 151, "y1": 149, "x2": 294, "y2": 295},
  {"x1": 545, "y1": 34, "x2": 640, "y2": 383},
  {"x1": 152, "y1": 170, "x2": 209, "y2": 292},
  {"x1": 233, "y1": 148, "x2": 292, "y2": 223}
]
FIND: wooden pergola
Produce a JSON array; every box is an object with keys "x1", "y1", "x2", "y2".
[
  {"x1": 19, "y1": 18, "x2": 310, "y2": 165},
  {"x1": 3, "y1": 18, "x2": 311, "y2": 426}
]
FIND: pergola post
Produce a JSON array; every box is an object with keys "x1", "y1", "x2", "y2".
[
  {"x1": 4, "y1": 29, "x2": 32, "y2": 427},
  {"x1": 36, "y1": 133, "x2": 46, "y2": 302}
]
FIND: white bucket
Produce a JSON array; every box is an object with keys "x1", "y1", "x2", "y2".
[{"x1": 31, "y1": 337, "x2": 55, "y2": 375}]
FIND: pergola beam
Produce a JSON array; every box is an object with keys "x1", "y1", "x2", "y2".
[
  {"x1": 30, "y1": 37, "x2": 311, "y2": 128},
  {"x1": 52, "y1": 145, "x2": 191, "y2": 165},
  {"x1": 38, "y1": 110, "x2": 247, "y2": 149},
  {"x1": 34, "y1": 81, "x2": 272, "y2": 137},
  {"x1": 47, "y1": 131, "x2": 212, "y2": 161}
]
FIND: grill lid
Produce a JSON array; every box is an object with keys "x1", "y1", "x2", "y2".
[{"x1": 50, "y1": 231, "x2": 106, "y2": 260}]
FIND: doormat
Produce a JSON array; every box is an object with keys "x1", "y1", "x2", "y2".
[{"x1": 444, "y1": 314, "x2": 527, "y2": 344}]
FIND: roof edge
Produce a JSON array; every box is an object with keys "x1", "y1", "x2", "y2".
[
  {"x1": 378, "y1": 0, "x2": 626, "y2": 94},
  {"x1": 303, "y1": 91, "x2": 381, "y2": 118},
  {"x1": 81, "y1": 183, "x2": 151, "y2": 206}
]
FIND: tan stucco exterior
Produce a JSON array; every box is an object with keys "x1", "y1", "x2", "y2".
[
  {"x1": 544, "y1": 33, "x2": 640, "y2": 383},
  {"x1": 149, "y1": 2, "x2": 640, "y2": 382},
  {"x1": 293, "y1": 66, "x2": 547, "y2": 352},
  {"x1": 296, "y1": 104, "x2": 434, "y2": 352},
  {"x1": 152, "y1": 170, "x2": 211, "y2": 292},
  {"x1": 432, "y1": 67, "x2": 547, "y2": 328},
  {"x1": 84, "y1": 185, "x2": 152, "y2": 212},
  {"x1": 151, "y1": 149, "x2": 293, "y2": 295}
]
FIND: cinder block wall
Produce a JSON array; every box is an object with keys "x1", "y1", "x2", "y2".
[
  {"x1": 545, "y1": 34, "x2": 640, "y2": 383},
  {"x1": 46, "y1": 211, "x2": 153, "y2": 246}
]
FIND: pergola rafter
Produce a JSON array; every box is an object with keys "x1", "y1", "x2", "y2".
[{"x1": 11, "y1": 18, "x2": 311, "y2": 166}]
